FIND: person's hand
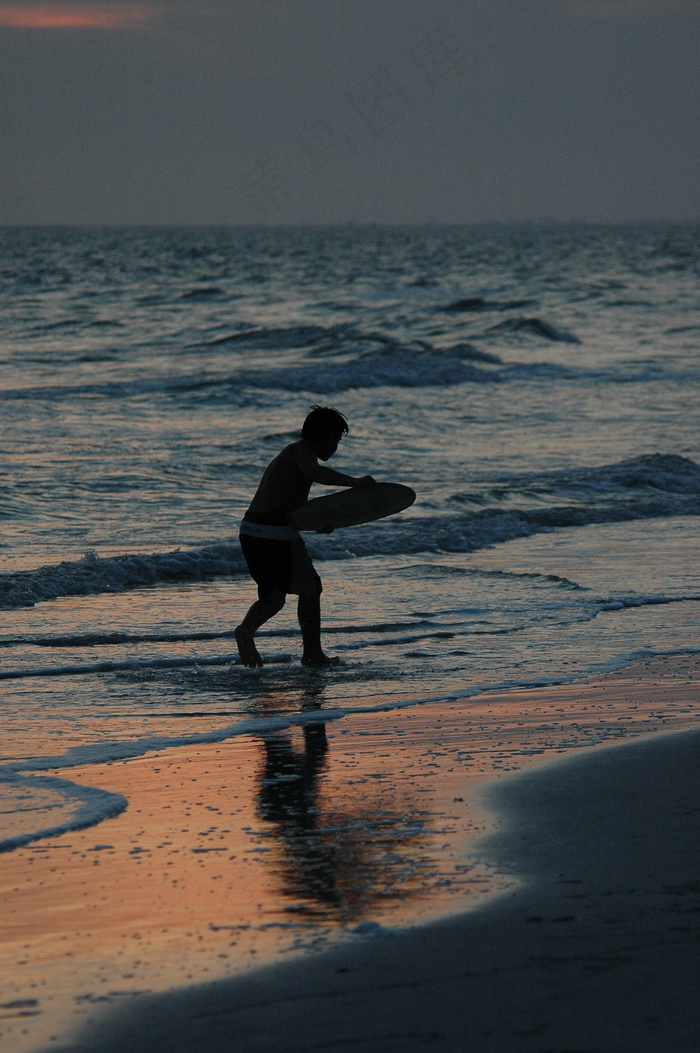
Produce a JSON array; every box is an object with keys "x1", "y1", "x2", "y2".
[{"x1": 355, "y1": 475, "x2": 376, "y2": 488}]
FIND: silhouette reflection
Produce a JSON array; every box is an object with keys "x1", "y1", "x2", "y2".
[{"x1": 253, "y1": 683, "x2": 434, "y2": 924}]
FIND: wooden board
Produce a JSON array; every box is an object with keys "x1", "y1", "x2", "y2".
[{"x1": 290, "y1": 482, "x2": 416, "y2": 532}]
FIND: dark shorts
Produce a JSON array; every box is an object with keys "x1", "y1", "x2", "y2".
[{"x1": 239, "y1": 532, "x2": 322, "y2": 599}]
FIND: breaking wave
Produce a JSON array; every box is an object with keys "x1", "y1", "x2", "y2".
[
  {"x1": 482, "y1": 317, "x2": 581, "y2": 343},
  {"x1": 1, "y1": 455, "x2": 697, "y2": 611}
]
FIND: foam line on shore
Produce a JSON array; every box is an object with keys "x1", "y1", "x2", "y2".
[
  {"x1": 10, "y1": 646, "x2": 698, "y2": 777},
  {"x1": 0, "y1": 771, "x2": 128, "y2": 853},
  {"x1": 0, "y1": 651, "x2": 245, "y2": 681},
  {"x1": 6, "y1": 648, "x2": 697, "y2": 857}
]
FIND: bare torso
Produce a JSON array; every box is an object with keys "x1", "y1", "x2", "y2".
[{"x1": 247, "y1": 442, "x2": 314, "y2": 516}]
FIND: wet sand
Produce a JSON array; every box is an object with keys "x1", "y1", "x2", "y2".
[
  {"x1": 66, "y1": 722, "x2": 700, "y2": 1053},
  {"x1": 1, "y1": 654, "x2": 698, "y2": 1052}
]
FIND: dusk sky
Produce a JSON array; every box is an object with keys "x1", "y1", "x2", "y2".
[{"x1": 1, "y1": 0, "x2": 698, "y2": 225}]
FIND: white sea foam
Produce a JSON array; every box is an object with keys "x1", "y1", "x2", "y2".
[{"x1": 0, "y1": 771, "x2": 127, "y2": 853}]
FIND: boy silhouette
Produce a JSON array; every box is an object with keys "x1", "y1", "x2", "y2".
[{"x1": 235, "y1": 406, "x2": 375, "y2": 667}]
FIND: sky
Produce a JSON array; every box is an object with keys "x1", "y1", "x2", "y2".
[{"x1": 1, "y1": 0, "x2": 698, "y2": 225}]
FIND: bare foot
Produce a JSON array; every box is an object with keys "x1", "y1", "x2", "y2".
[
  {"x1": 235, "y1": 626, "x2": 263, "y2": 668},
  {"x1": 301, "y1": 652, "x2": 341, "y2": 668}
]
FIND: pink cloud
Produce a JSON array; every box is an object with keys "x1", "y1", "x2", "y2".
[{"x1": 0, "y1": 3, "x2": 156, "y2": 29}]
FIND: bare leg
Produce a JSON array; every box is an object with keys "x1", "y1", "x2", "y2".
[
  {"x1": 235, "y1": 590, "x2": 285, "y2": 668},
  {"x1": 298, "y1": 593, "x2": 337, "y2": 667}
]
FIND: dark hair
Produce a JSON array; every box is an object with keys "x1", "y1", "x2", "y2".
[{"x1": 301, "y1": 405, "x2": 349, "y2": 444}]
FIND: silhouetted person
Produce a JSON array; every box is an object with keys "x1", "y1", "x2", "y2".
[{"x1": 235, "y1": 406, "x2": 375, "y2": 667}]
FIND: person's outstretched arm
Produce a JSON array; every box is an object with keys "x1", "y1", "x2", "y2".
[{"x1": 296, "y1": 447, "x2": 375, "y2": 488}]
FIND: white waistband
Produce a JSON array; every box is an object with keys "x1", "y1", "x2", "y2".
[{"x1": 240, "y1": 520, "x2": 300, "y2": 541}]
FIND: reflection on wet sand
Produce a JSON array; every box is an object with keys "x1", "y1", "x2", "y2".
[{"x1": 251, "y1": 683, "x2": 435, "y2": 924}]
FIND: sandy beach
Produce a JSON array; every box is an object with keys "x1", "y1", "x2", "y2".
[
  {"x1": 0, "y1": 652, "x2": 697, "y2": 1052},
  {"x1": 65, "y1": 722, "x2": 700, "y2": 1053}
]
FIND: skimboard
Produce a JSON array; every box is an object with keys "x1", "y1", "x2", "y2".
[{"x1": 290, "y1": 482, "x2": 416, "y2": 532}]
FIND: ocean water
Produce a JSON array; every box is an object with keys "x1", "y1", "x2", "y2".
[{"x1": 1, "y1": 223, "x2": 699, "y2": 857}]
